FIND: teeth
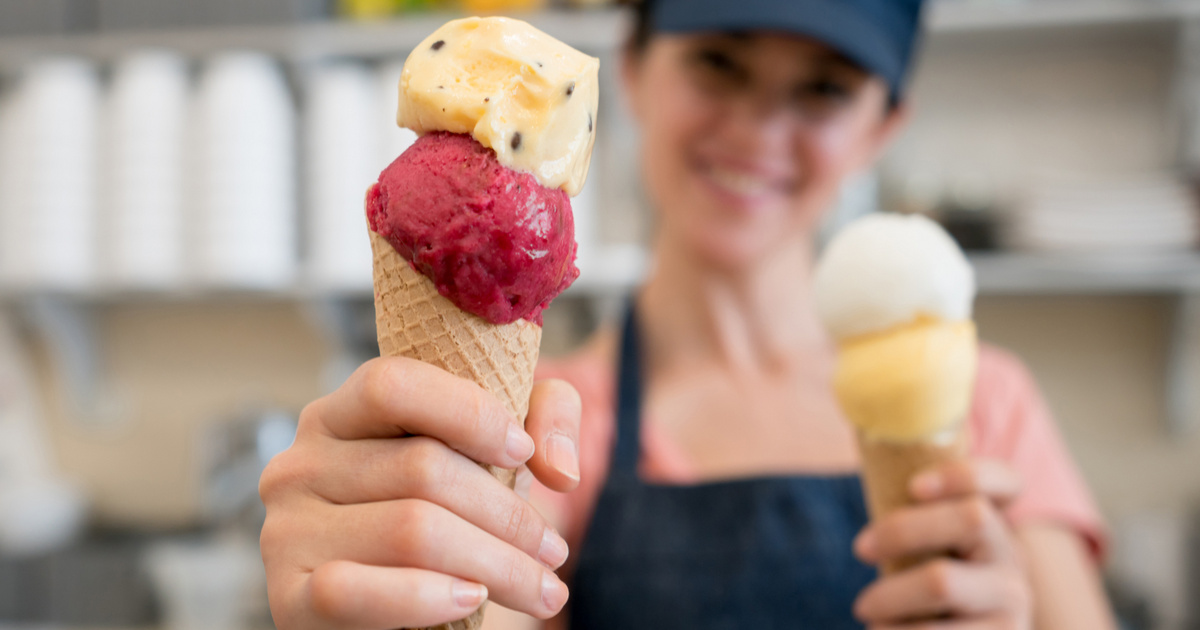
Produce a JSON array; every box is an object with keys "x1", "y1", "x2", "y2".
[{"x1": 709, "y1": 168, "x2": 771, "y2": 197}]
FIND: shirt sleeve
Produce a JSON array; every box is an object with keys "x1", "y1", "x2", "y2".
[{"x1": 968, "y1": 345, "x2": 1108, "y2": 561}]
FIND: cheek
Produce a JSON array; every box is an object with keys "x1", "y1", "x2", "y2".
[
  {"x1": 788, "y1": 113, "x2": 880, "y2": 230},
  {"x1": 637, "y1": 72, "x2": 720, "y2": 214}
]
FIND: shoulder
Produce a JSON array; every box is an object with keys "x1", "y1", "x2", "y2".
[
  {"x1": 969, "y1": 344, "x2": 1048, "y2": 445},
  {"x1": 969, "y1": 343, "x2": 1109, "y2": 558},
  {"x1": 975, "y1": 344, "x2": 1035, "y2": 401}
]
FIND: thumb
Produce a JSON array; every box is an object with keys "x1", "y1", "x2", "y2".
[
  {"x1": 910, "y1": 458, "x2": 1022, "y2": 508},
  {"x1": 525, "y1": 378, "x2": 582, "y2": 492}
]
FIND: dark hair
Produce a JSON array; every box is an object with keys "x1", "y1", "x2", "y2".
[{"x1": 622, "y1": 0, "x2": 654, "y2": 53}]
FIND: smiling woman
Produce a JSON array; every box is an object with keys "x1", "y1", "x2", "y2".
[
  {"x1": 627, "y1": 31, "x2": 903, "y2": 269},
  {"x1": 527, "y1": 0, "x2": 1116, "y2": 628}
]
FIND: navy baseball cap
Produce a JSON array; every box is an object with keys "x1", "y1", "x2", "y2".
[{"x1": 646, "y1": 0, "x2": 926, "y2": 102}]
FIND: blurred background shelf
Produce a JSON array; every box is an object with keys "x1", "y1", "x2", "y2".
[
  {"x1": 0, "y1": 8, "x2": 627, "y2": 66},
  {"x1": 972, "y1": 251, "x2": 1200, "y2": 294},
  {"x1": 9, "y1": 249, "x2": 1200, "y2": 301},
  {"x1": 2, "y1": 0, "x2": 1200, "y2": 66},
  {"x1": 930, "y1": 0, "x2": 1200, "y2": 32}
]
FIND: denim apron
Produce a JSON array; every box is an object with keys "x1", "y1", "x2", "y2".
[{"x1": 569, "y1": 306, "x2": 876, "y2": 629}]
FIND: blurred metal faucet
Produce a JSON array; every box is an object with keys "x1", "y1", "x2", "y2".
[{"x1": 200, "y1": 409, "x2": 296, "y2": 532}]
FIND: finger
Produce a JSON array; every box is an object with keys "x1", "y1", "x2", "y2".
[
  {"x1": 315, "y1": 499, "x2": 569, "y2": 619},
  {"x1": 309, "y1": 357, "x2": 534, "y2": 469},
  {"x1": 306, "y1": 561, "x2": 487, "y2": 629},
  {"x1": 910, "y1": 459, "x2": 1022, "y2": 507},
  {"x1": 306, "y1": 436, "x2": 569, "y2": 569},
  {"x1": 515, "y1": 465, "x2": 534, "y2": 501},
  {"x1": 525, "y1": 379, "x2": 582, "y2": 491},
  {"x1": 854, "y1": 559, "x2": 1027, "y2": 623},
  {"x1": 855, "y1": 497, "x2": 1015, "y2": 565}
]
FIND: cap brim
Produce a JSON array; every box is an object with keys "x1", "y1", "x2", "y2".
[{"x1": 652, "y1": 0, "x2": 912, "y2": 100}]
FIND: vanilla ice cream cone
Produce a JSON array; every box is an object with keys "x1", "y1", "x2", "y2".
[{"x1": 815, "y1": 214, "x2": 978, "y2": 575}]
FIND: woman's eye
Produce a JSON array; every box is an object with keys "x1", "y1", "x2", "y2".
[
  {"x1": 797, "y1": 80, "x2": 851, "y2": 102},
  {"x1": 791, "y1": 78, "x2": 857, "y2": 117},
  {"x1": 697, "y1": 49, "x2": 738, "y2": 74},
  {"x1": 689, "y1": 48, "x2": 748, "y2": 90}
]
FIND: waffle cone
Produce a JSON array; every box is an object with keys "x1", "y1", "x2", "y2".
[
  {"x1": 856, "y1": 426, "x2": 969, "y2": 575},
  {"x1": 370, "y1": 229, "x2": 541, "y2": 630}
]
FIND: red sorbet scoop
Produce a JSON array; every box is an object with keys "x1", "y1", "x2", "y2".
[{"x1": 367, "y1": 132, "x2": 579, "y2": 326}]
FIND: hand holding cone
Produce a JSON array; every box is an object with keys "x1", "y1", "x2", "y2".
[
  {"x1": 366, "y1": 16, "x2": 598, "y2": 630},
  {"x1": 814, "y1": 213, "x2": 978, "y2": 575}
]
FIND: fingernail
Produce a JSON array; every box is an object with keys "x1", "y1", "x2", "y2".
[
  {"x1": 911, "y1": 471, "x2": 942, "y2": 499},
  {"x1": 539, "y1": 527, "x2": 569, "y2": 569},
  {"x1": 541, "y1": 571, "x2": 568, "y2": 613},
  {"x1": 854, "y1": 530, "x2": 876, "y2": 560},
  {"x1": 452, "y1": 579, "x2": 488, "y2": 609},
  {"x1": 505, "y1": 424, "x2": 535, "y2": 465},
  {"x1": 545, "y1": 432, "x2": 580, "y2": 481}
]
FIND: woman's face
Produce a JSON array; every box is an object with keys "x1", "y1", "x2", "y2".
[{"x1": 624, "y1": 32, "x2": 907, "y2": 269}]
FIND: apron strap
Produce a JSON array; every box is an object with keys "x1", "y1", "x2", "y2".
[{"x1": 612, "y1": 302, "x2": 644, "y2": 476}]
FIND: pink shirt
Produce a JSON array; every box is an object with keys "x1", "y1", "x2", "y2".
[{"x1": 533, "y1": 343, "x2": 1107, "y2": 561}]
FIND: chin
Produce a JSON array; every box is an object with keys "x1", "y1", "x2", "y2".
[
  {"x1": 683, "y1": 222, "x2": 787, "y2": 271},
  {"x1": 676, "y1": 201, "x2": 825, "y2": 271}
]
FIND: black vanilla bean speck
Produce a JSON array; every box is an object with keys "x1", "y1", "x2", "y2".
[
  {"x1": 511, "y1": 132, "x2": 522, "y2": 150},
  {"x1": 566, "y1": 82, "x2": 575, "y2": 97},
  {"x1": 431, "y1": 40, "x2": 445, "y2": 51}
]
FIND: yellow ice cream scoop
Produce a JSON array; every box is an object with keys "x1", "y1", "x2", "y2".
[
  {"x1": 834, "y1": 317, "x2": 978, "y2": 442},
  {"x1": 396, "y1": 16, "x2": 599, "y2": 195},
  {"x1": 815, "y1": 213, "x2": 979, "y2": 442}
]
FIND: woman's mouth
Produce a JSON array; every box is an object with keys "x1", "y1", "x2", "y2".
[
  {"x1": 699, "y1": 161, "x2": 793, "y2": 211},
  {"x1": 709, "y1": 167, "x2": 774, "y2": 197}
]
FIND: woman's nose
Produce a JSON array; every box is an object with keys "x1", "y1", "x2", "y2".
[{"x1": 719, "y1": 92, "x2": 797, "y2": 158}]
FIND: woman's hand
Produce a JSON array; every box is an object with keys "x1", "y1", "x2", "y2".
[
  {"x1": 852, "y1": 459, "x2": 1032, "y2": 629},
  {"x1": 259, "y1": 358, "x2": 583, "y2": 629}
]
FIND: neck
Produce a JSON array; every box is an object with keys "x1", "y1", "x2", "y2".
[{"x1": 638, "y1": 231, "x2": 831, "y2": 376}]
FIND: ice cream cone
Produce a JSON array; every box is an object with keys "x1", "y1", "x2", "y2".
[
  {"x1": 370, "y1": 228, "x2": 541, "y2": 629},
  {"x1": 370, "y1": 228, "x2": 541, "y2": 482},
  {"x1": 856, "y1": 426, "x2": 969, "y2": 575},
  {"x1": 814, "y1": 214, "x2": 980, "y2": 577}
]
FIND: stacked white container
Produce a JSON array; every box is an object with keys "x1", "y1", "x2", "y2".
[
  {"x1": 192, "y1": 52, "x2": 297, "y2": 289},
  {"x1": 571, "y1": 169, "x2": 599, "y2": 277},
  {"x1": 304, "y1": 61, "x2": 379, "y2": 290},
  {"x1": 0, "y1": 58, "x2": 101, "y2": 290},
  {"x1": 103, "y1": 51, "x2": 190, "y2": 289},
  {"x1": 0, "y1": 82, "x2": 21, "y2": 287},
  {"x1": 376, "y1": 58, "x2": 418, "y2": 172}
]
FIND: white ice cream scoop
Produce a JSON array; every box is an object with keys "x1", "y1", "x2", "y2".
[{"x1": 814, "y1": 213, "x2": 975, "y2": 341}]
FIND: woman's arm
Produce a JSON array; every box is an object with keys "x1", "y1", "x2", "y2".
[{"x1": 1017, "y1": 524, "x2": 1117, "y2": 630}]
